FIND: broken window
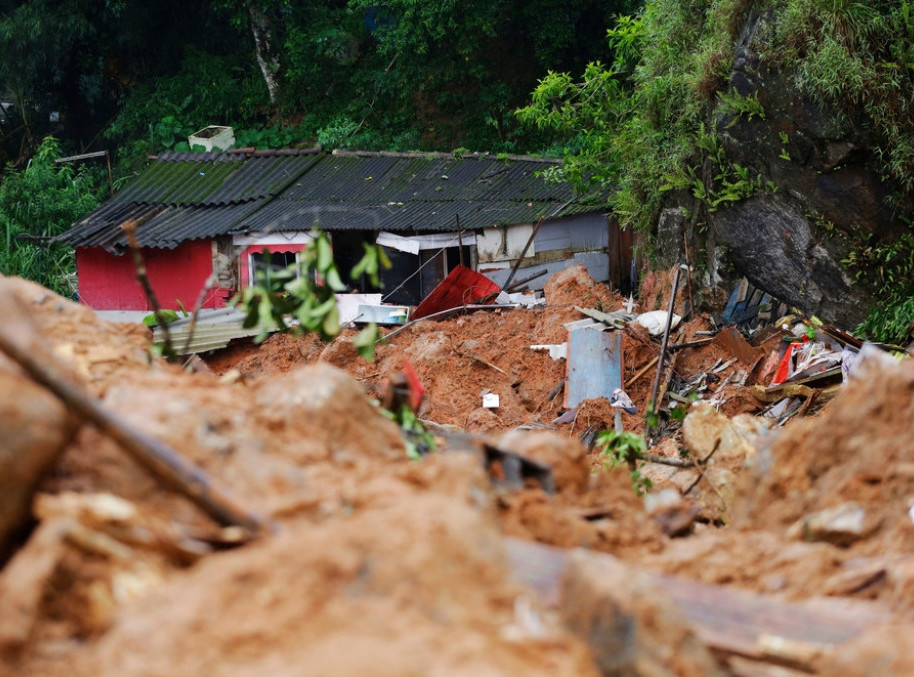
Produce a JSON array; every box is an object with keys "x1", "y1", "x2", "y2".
[{"x1": 248, "y1": 250, "x2": 300, "y2": 285}]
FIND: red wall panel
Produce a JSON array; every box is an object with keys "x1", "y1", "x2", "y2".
[{"x1": 77, "y1": 240, "x2": 222, "y2": 311}]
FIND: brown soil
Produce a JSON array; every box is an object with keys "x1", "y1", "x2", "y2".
[{"x1": 2, "y1": 266, "x2": 912, "y2": 676}]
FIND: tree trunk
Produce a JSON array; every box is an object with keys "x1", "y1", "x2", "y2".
[{"x1": 249, "y1": 5, "x2": 282, "y2": 104}]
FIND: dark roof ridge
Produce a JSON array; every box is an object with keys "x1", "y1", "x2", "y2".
[
  {"x1": 225, "y1": 147, "x2": 322, "y2": 157},
  {"x1": 330, "y1": 149, "x2": 561, "y2": 164},
  {"x1": 154, "y1": 147, "x2": 322, "y2": 162}
]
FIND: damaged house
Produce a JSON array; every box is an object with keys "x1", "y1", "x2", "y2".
[{"x1": 58, "y1": 149, "x2": 633, "y2": 312}]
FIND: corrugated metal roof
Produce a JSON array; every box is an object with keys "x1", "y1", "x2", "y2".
[
  {"x1": 113, "y1": 156, "x2": 244, "y2": 205},
  {"x1": 59, "y1": 150, "x2": 607, "y2": 251}
]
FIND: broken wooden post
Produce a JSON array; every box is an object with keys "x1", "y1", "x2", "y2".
[
  {"x1": 500, "y1": 214, "x2": 546, "y2": 292},
  {"x1": 648, "y1": 264, "x2": 686, "y2": 435}
]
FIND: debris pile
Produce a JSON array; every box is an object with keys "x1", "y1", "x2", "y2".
[{"x1": 2, "y1": 265, "x2": 914, "y2": 676}]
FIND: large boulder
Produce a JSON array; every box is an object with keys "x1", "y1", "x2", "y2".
[{"x1": 683, "y1": 10, "x2": 891, "y2": 327}]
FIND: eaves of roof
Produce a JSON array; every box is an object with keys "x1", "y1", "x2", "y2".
[{"x1": 58, "y1": 150, "x2": 608, "y2": 252}]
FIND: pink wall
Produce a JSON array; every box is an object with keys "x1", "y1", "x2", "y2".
[{"x1": 77, "y1": 240, "x2": 228, "y2": 311}]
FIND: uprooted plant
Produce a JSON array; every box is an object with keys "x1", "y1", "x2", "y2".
[{"x1": 595, "y1": 428, "x2": 653, "y2": 495}]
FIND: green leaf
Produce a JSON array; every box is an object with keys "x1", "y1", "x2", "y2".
[
  {"x1": 324, "y1": 266, "x2": 347, "y2": 292},
  {"x1": 321, "y1": 302, "x2": 340, "y2": 337},
  {"x1": 316, "y1": 234, "x2": 334, "y2": 271},
  {"x1": 142, "y1": 309, "x2": 179, "y2": 326},
  {"x1": 353, "y1": 322, "x2": 381, "y2": 362}
]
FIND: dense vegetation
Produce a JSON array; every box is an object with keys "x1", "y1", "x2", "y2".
[
  {"x1": 518, "y1": 0, "x2": 914, "y2": 343},
  {"x1": 0, "y1": 0, "x2": 638, "y2": 168},
  {"x1": 0, "y1": 0, "x2": 635, "y2": 293},
  {"x1": 1, "y1": 0, "x2": 913, "y2": 341}
]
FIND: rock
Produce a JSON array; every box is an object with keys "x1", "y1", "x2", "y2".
[
  {"x1": 0, "y1": 519, "x2": 72, "y2": 653},
  {"x1": 559, "y1": 549, "x2": 726, "y2": 677},
  {"x1": 655, "y1": 208, "x2": 686, "y2": 269},
  {"x1": 254, "y1": 362, "x2": 405, "y2": 462},
  {"x1": 816, "y1": 625, "x2": 914, "y2": 676},
  {"x1": 0, "y1": 370, "x2": 78, "y2": 561},
  {"x1": 821, "y1": 561, "x2": 888, "y2": 597},
  {"x1": 638, "y1": 461, "x2": 679, "y2": 488},
  {"x1": 788, "y1": 502, "x2": 880, "y2": 547},
  {"x1": 494, "y1": 430, "x2": 589, "y2": 495},
  {"x1": 710, "y1": 193, "x2": 875, "y2": 328},
  {"x1": 682, "y1": 404, "x2": 728, "y2": 461},
  {"x1": 701, "y1": 10, "x2": 888, "y2": 327},
  {"x1": 682, "y1": 403, "x2": 766, "y2": 464},
  {"x1": 644, "y1": 488, "x2": 698, "y2": 537},
  {"x1": 696, "y1": 467, "x2": 738, "y2": 523}
]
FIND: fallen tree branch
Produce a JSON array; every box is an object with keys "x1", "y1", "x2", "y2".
[
  {"x1": 683, "y1": 440, "x2": 723, "y2": 499},
  {"x1": 637, "y1": 452, "x2": 698, "y2": 468},
  {"x1": 458, "y1": 350, "x2": 508, "y2": 376},
  {"x1": 123, "y1": 219, "x2": 174, "y2": 356},
  {"x1": 0, "y1": 329, "x2": 270, "y2": 535}
]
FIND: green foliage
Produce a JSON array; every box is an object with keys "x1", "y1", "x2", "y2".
[
  {"x1": 234, "y1": 124, "x2": 307, "y2": 150},
  {"x1": 844, "y1": 229, "x2": 914, "y2": 297},
  {"x1": 769, "y1": 0, "x2": 914, "y2": 195},
  {"x1": 316, "y1": 116, "x2": 362, "y2": 150},
  {"x1": 350, "y1": 241, "x2": 392, "y2": 289},
  {"x1": 2, "y1": 0, "x2": 641, "y2": 167},
  {"x1": 845, "y1": 224, "x2": 914, "y2": 343},
  {"x1": 595, "y1": 428, "x2": 652, "y2": 494},
  {"x1": 717, "y1": 89, "x2": 766, "y2": 123},
  {"x1": 142, "y1": 309, "x2": 181, "y2": 327},
  {"x1": 517, "y1": 1, "x2": 756, "y2": 234},
  {"x1": 0, "y1": 137, "x2": 100, "y2": 296},
  {"x1": 142, "y1": 301, "x2": 188, "y2": 327},
  {"x1": 382, "y1": 404, "x2": 437, "y2": 460},
  {"x1": 233, "y1": 231, "x2": 390, "y2": 360},
  {"x1": 107, "y1": 46, "x2": 269, "y2": 170},
  {"x1": 857, "y1": 288, "x2": 914, "y2": 345},
  {"x1": 661, "y1": 124, "x2": 776, "y2": 213}
]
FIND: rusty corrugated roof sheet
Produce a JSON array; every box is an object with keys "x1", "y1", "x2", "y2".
[{"x1": 58, "y1": 149, "x2": 606, "y2": 252}]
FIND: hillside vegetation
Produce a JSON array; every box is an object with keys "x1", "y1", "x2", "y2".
[{"x1": 519, "y1": 0, "x2": 914, "y2": 340}]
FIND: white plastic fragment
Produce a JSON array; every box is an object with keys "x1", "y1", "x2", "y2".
[
  {"x1": 483, "y1": 393, "x2": 500, "y2": 408},
  {"x1": 530, "y1": 343, "x2": 567, "y2": 360},
  {"x1": 635, "y1": 310, "x2": 682, "y2": 336}
]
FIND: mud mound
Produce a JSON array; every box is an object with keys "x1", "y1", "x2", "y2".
[
  {"x1": 0, "y1": 276, "x2": 154, "y2": 389},
  {"x1": 733, "y1": 358, "x2": 914, "y2": 558},
  {"x1": 9, "y1": 273, "x2": 914, "y2": 676},
  {"x1": 212, "y1": 332, "x2": 326, "y2": 379},
  {"x1": 543, "y1": 264, "x2": 620, "y2": 310},
  {"x1": 52, "y1": 495, "x2": 600, "y2": 677}
]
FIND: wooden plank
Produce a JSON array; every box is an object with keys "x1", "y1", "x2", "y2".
[
  {"x1": 565, "y1": 327, "x2": 622, "y2": 408},
  {"x1": 654, "y1": 573, "x2": 886, "y2": 660},
  {"x1": 721, "y1": 286, "x2": 741, "y2": 324},
  {"x1": 504, "y1": 539, "x2": 893, "y2": 671},
  {"x1": 608, "y1": 218, "x2": 623, "y2": 292},
  {"x1": 713, "y1": 327, "x2": 764, "y2": 366}
]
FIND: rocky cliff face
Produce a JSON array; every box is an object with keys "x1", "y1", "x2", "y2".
[{"x1": 678, "y1": 10, "x2": 893, "y2": 328}]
